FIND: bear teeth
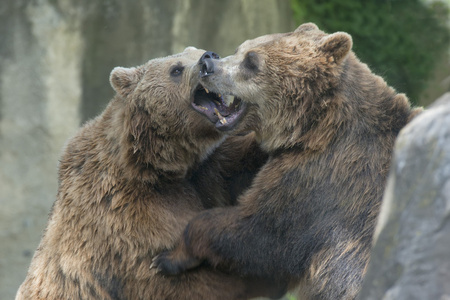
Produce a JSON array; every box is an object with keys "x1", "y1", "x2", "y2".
[
  {"x1": 224, "y1": 95, "x2": 235, "y2": 106},
  {"x1": 214, "y1": 108, "x2": 228, "y2": 124},
  {"x1": 204, "y1": 87, "x2": 209, "y2": 93}
]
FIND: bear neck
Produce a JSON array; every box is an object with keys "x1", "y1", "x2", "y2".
[
  {"x1": 259, "y1": 53, "x2": 414, "y2": 154},
  {"x1": 100, "y1": 98, "x2": 216, "y2": 186}
]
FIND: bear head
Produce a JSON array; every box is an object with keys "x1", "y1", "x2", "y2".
[
  {"x1": 197, "y1": 23, "x2": 353, "y2": 152},
  {"x1": 109, "y1": 47, "x2": 245, "y2": 182}
]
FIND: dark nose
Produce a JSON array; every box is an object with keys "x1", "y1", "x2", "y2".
[{"x1": 199, "y1": 51, "x2": 219, "y2": 77}]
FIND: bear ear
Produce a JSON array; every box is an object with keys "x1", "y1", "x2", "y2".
[
  {"x1": 318, "y1": 32, "x2": 352, "y2": 63},
  {"x1": 294, "y1": 23, "x2": 319, "y2": 33},
  {"x1": 183, "y1": 46, "x2": 198, "y2": 52},
  {"x1": 110, "y1": 67, "x2": 141, "y2": 98}
]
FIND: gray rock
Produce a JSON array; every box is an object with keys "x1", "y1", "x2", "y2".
[
  {"x1": 0, "y1": 1, "x2": 294, "y2": 298},
  {"x1": 359, "y1": 93, "x2": 450, "y2": 299}
]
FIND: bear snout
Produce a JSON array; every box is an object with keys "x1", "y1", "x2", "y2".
[{"x1": 199, "y1": 51, "x2": 219, "y2": 77}]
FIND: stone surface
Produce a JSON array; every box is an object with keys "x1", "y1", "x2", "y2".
[
  {"x1": 0, "y1": 0, "x2": 294, "y2": 298},
  {"x1": 359, "y1": 93, "x2": 450, "y2": 299}
]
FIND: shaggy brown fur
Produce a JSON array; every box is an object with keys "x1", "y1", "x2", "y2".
[
  {"x1": 15, "y1": 47, "x2": 278, "y2": 300},
  {"x1": 152, "y1": 24, "x2": 423, "y2": 299}
]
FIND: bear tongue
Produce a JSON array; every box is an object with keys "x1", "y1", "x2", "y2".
[
  {"x1": 195, "y1": 97, "x2": 217, "y2": 112},
  {"x1": 193, "y1": 88, "x2": 239, "y2": 122}
]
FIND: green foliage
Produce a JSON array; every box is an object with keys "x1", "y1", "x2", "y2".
[{"x1": 291, "y1": 0, "x2": 450, "y2": 104}]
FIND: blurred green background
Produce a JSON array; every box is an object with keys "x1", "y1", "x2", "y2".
[
  {"x1": 0, "y1": 0, "x2": 448, "y2": 299},
  {"x1": 292, "y1": 0, "x2": 449, "y2": 106}
]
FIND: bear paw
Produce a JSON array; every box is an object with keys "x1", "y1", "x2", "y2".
[{"x1": 150, "y1": 251, "x2": 202, "y2": 276}]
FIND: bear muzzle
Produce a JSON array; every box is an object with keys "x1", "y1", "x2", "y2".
[{"x1": 199, "y1": 51, "x2": 219, "y2": 77}]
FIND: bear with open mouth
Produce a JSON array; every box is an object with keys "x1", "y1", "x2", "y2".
[{"x1": 15, "y1": 46, "x2": 281, "y2": 300}]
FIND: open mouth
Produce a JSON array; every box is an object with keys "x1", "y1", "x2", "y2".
[{"x1": 191, "y1": 85, "x2": 247, "y2": 131}]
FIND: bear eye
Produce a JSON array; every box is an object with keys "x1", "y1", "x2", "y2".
[
  {"x1": 243, "y1": 51, "x2": 259, "y2": 71},
  {"x1": 170, "y1": 65, "x2": 184, "y2": 77}
]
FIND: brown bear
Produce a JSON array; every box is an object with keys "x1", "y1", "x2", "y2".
[
  {"x1": 15, "y1": 47, "x2": 279, "y2": 300},
  {"x1": 151, "y1": 23, "x2": 423, "y2": 299}
]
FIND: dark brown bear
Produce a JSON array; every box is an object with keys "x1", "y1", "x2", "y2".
[
  {"x1": 15, "y1": 47, "x2": 278, "y2": 300},
  {"x1": 152, "y1": 24, "x2": 423, "y2": 299}
]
